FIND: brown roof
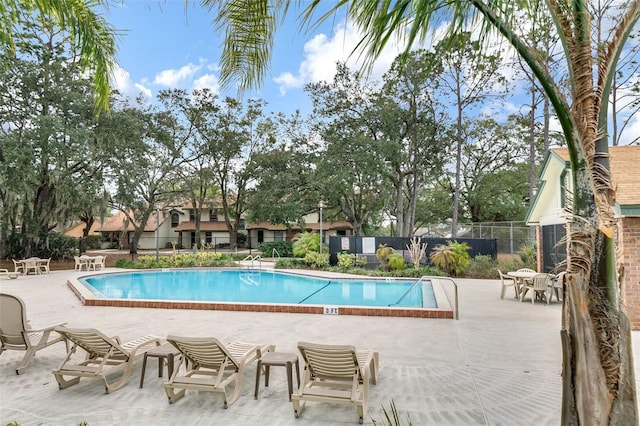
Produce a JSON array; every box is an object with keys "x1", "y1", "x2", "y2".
[
  {"x1": 171, "y1": 195, "x2": 233, "y2": 210},
  {"x1": 94, "y1": 211, "x2": 163, "y2": 232},
  {"x1": 174, "y1": 221, "x2": 230, "y2": 232},
  {"x1": 552, "y1": 146, "x2": 640, "y2": 205},
  {"x1": 304, "y1": 221, "x2": 353, "y2": 230},
  {"x1": 246, "y1": 220, "x2": 353, "y2": 231},
  {"x1": 63, "y1": 221, "x2": 101, "y2": 237},
  {"x1": 245, "y1": 221, "x2": 288, "y2": 231}
]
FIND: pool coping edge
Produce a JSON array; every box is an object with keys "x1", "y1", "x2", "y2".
[{"x1": 66, "y1": 269, "x2": 454, "y2": 319}]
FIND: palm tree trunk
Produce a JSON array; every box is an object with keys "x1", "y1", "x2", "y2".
[{"x1": 561, "y1": 149, "x2": 637, "y2": 424}]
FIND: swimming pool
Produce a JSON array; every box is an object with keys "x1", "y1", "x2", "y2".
[{"x1": 68, "y1": 269, "x2": 454, "y2": 318}]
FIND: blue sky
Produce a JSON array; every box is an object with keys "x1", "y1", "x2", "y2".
[
  {"x1": 105, "y1": 1, "x2": 405, "y2": 116},
  {"x1": 103, "y1": 1, "x2": 640, "y2": 145}
]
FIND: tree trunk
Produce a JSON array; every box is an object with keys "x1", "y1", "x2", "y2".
[
  {"x1": 82, "y1": 215, "x2": 94, "y2": 238},
  {"x1": 561, "y1": 163, "x2": 638, "y2": 424},
  {"x1": 394, "y1": 176, "x2": 405, "y2": 237},
  {"x1": 611, "y1": 74, "x2": 619, "y2": 146},
  {"x1": 130, "y1": 228, "x2": 143, "y2": 254},
  {"x1": 528, "y1": 89, "x2": 537, "y2": 206},
  {"x1": 562, "y1": 258, "x2": 638, "y2": 424},
  {"x1": 451, "y1": 72, "x2": 463, "y2": 238},
  {"x1": 194, "y1": 206, "x2": 201, "y2": 251}
]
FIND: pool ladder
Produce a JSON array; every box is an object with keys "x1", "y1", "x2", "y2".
[
  {"x1": 241, "y1": 255, "x2": 262, "y2": 269},
  {"x1": 389, "y1": 275, "x2": 459, "y2": 320}
]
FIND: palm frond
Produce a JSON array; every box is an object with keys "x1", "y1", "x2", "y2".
[
  {"x1": 209, "y1": 0, "x2": 288, "y2": 93},
  {"x1": 1, "y1": 0, "x2": 116, "y2": 114}
]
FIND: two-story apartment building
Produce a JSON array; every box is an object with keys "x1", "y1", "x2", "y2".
[
  {"x1": 246, "y1": 212, "x2": 354, "y2": 248},
  {"x1": 70, "y1": 204, "x2": 353, "y2": 250}
]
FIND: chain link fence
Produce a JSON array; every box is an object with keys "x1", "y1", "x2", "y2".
[{"x1": 419, "y1": 221, "x2": 534, "y2": 256}]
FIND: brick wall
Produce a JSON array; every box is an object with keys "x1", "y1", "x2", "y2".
[{"x1": 620, "y1": 217, "x2": 640, "y2": 330}]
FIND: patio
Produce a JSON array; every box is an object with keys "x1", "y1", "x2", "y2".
[{"x1": 1, "y1": 269, "x2": 639, "y2": 425}]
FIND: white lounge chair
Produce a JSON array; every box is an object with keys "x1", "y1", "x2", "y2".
[
  {"x1": 0, "y1": 293, "x2": 67, "y2": 374},
  {"x1": 293, "y1": 341, "x2": 379, "y2": 424},
  {"x1": 53, "y1": 327, "x2": 161, "y2": 393},
  {"x1": 164, "y1": 335, "x2": 274, "y2": 408},
  {"x1": 0, "y1": 269, "x2": 19, "y2": 279}
]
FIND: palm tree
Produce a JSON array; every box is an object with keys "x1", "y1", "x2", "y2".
[
  {"x1": 210, "y1": 1, "x2": 640, "y2": 423},
  {"x1": 0, "y1": 0, "x2": 117, "y2": 113}
]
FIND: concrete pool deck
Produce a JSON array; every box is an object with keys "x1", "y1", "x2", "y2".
[{"x1": 1, "y1": 268, "x2": 640, "y2": 425}]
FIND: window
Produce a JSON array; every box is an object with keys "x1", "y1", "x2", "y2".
[
  {"x1": 171, "y1": 213, "x2": 179, "y2": 228},
  {"x1": 205, "y1": 232, "x2": 212, "y2": 244},
  {"x1": 274, "y1": 231, "x2": 284, "y2": 241},
  {"x1": 209, "y1": 209, "x2": 217, "y2": 221},
  {"x1": 237, "y1": 219, "x2": 246, "y2": 230},
  {"x1": 560, "y1": 169, "x2": 568, "y2": 208},
  {"x1": 337, "y1": 230, "x2": 346, "y2": 236},
  {"x1": 189, "y1": 209, "x2": 195, "y2": 221}
]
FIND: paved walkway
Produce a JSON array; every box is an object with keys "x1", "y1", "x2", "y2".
[{"x1": 1, "y1": 270, "x2": 639, "y2": 425}]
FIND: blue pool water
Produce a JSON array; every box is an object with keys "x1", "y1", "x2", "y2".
[{"x1": 80, "y1": 270, "x2": 436, "y2": 308}]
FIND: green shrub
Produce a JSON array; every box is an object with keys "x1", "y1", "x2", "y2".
[
  {"x1": 114, "y1": 258, "x2": 136, "y2": 268},
  {"x1": 356, "y1": 255, "x2": 367, "y2": 267},
  {"x1": 274, "y1": 258, "x2": 307, "y2": 269},
  {"x1": 337, "y1": 252, "x2": 357, "y2": 269},
  {"x1": 430, "y1": 241, "x2": 471, "y2": 276},
  {"x1": 41, "y1": 233, "x2": 78, "y2": 260},
  {"x1": 304, "y1": 251, "x2": 330, "y2": 268},
  {"x1": 3, "y1": 232, "x2": 77, "y2": 259},
  {"x1": 466, "y1": 254, "x2": 497, "y2": 279},
  {"x1": 496, "y1": 257, "x2": 532, "y2": 274},
  {"x1": 258, "y1": 241, "x2": 293, "y2": 257},
  {"x1": 293, "y1": 231, "x2": 320, "y2": 257},
  {"x1": 116, "y1": 253, "x2": 235, "y2": 269},
  {"x1": 393, "y1": 265, "x2": 444, "y2": 278},
  {"x1": 387, "y1": 253, "x2": 405, "y2": 271},
  {"x1": 518, "y1": 241, "x2": 537, "y2": 264},
  {"x1": 376, "y1": 244, "x2": 395, "y2": 271},
  {"x1": 84, "y1": 235, "x2": 103, "y2": 249}
]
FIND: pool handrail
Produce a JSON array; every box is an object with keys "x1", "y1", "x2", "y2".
[
  {"x1": 272, "y1": 248, "x2": 280, "y2": 259},
  {"x1": 389, "y1": 276, "x2": 428, "y2": 307},
  {"x1": 389, "y1": 276, "x2": 459, "y2": 320},
  {"x1": 241, "y1": 255, "x2": 262, "y2": 269},
  {"x1": 427, "y1": 276, "x2": 459, "y2": 320}
]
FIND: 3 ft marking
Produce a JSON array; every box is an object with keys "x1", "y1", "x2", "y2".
[{"x1": 323, "y1": 306, "x2": 339, "y2": 315}]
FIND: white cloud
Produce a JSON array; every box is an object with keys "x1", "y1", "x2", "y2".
[
  {"x1": 273, "y1": 72, "x2": 304, "y2": 95},
  {"x1": 112, "y1": 59, "x2": 223, "y2": 103},
  {"x1": 153, "y1": 63, "x2": 202, "y2": 87},
  {"x1": 206, "y1": 63, "x2": 221, "y2": 73},
  {"x1": 273, "y1": 21, "x2": 408, "y2": 95},
  {"x1": 193, "y1": 74, "x2": 220, "y2": 93},
  {"x1": 112, "y1": 65, "x2": 152, "y2": 100}
]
